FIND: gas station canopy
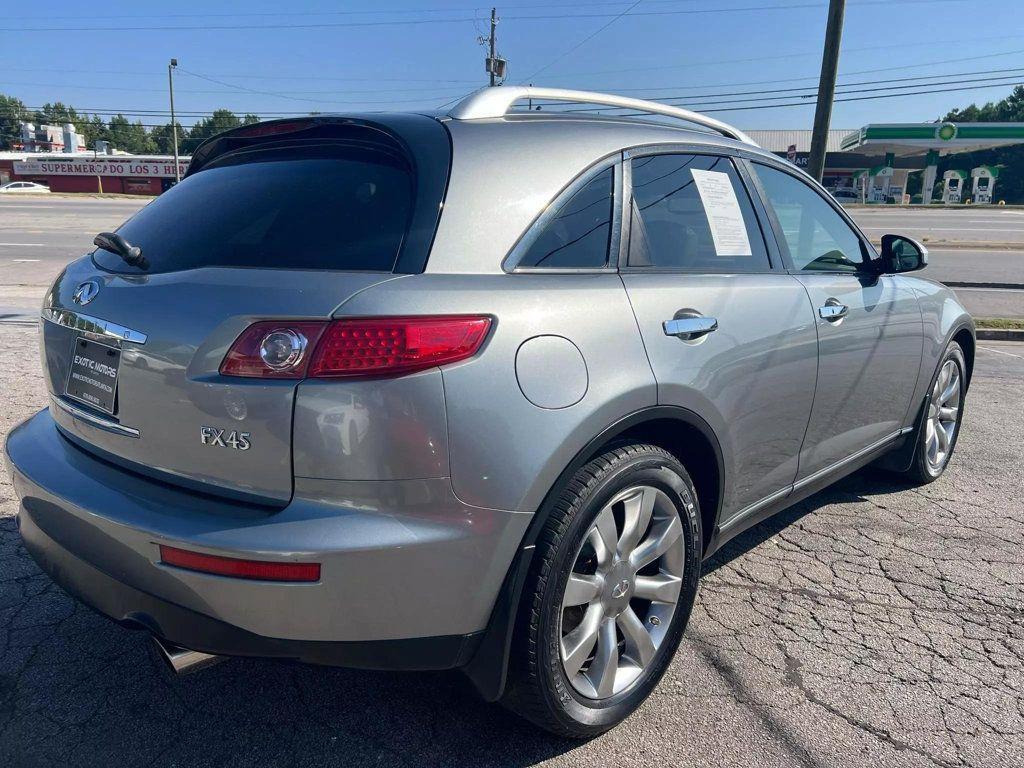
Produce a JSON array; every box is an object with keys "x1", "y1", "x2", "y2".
[
  {"x1": 840, "y1": 122, "x2": 1024, "y2": 156},
  {"x1": 839, "y1": 122, "x2": 1024, "y2": 203}
]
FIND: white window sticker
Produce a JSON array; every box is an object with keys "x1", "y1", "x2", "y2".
[{"x1": 690, "y1": 169, "x2": 753, "y2": 256}]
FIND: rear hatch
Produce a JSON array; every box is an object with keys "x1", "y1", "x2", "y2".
[{"x1": 39, "y1": 116, "x2": 450, "y2": 505}]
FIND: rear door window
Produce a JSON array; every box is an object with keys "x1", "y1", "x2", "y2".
[
  {"x1": 628, "y1": 154, "x2": 770, "y2": 271},
  {"x1": 93, "y1": 144, "x2": 413, "y2": 274}
]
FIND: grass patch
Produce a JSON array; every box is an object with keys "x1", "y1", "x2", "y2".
[{"x1": 975, "y1": 317, "x2": 1024, "y2": 330}]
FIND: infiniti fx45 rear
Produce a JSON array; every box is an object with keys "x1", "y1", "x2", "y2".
[{"x1": 6, "y1": 89, "x2": 974, "y2": 738}]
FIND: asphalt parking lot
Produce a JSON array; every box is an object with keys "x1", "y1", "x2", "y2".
[
  {"x1": 1, "y1": 197, "x2": 1023, "y2": 766},
  {"x1": 1, "y1": 334, "x2": 1023, "y2": 767}
]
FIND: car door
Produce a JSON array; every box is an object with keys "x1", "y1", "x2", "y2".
[
  {"x1": 749, "y1": 161, "x2": 923, "y2": 480},
  {"x1": 619, "y1": 149, "x2": 819, "y2": 523}
]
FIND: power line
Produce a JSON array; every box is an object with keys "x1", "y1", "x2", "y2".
[
  {"x1": 536, "y1": 67, "x2": 1024, "y2": 107},
  {"x1": 0, "y1": 0, "x2": 969, "y2": 21},
  {"x1": 0, "y1": 1, "x2": 975, "y2": 32},
  {"x1": 9, "y1": 69, "x2": 1024, "y2": 118},
  {"x1": 548, "y1": 32, "x2": 1024, "y2": 79},
  {"x1": 521, "y1": 1, "x2": 645, "y2": 83},
  {"x1": 6, "y1": 75, "x2": 1022, "y2": 126},
  {"x1": 601, "y1": 80, "x2": 1024, "y2": 116}
]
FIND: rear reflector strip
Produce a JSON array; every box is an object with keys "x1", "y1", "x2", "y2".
[{"x1": 159, "y1": 545, "x2": 321, "y2": 582}]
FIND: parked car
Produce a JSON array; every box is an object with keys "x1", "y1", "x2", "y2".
[
  {"x1": 0, "y1": 181, "x2": 50, "y2": 194},
  {"x1": 830, "y1": 187, "x2": 859, "y2": 203},
  {"x1": 5, "y1": 87, "x2": 974, "y2": 738}
]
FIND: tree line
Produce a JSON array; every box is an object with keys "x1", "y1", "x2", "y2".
[{"x1": 0, "y1": 93, "x2": 260, "y2": 155}]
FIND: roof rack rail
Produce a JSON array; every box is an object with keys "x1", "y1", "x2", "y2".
[{"x1": 448, "y1": 87, "x2": 758, "y2": 147}]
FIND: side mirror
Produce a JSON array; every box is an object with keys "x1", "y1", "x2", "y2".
[{"x1": 880, "y1": 234, "x2": 928, "y2": 274}]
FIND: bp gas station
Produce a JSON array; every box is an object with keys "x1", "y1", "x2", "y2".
[{"x1": 837, "y1": 122, "x2": 1024, "y2": 204}]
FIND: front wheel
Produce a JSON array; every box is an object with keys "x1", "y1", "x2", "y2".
[
  {"x1": 503, "y1": 443, "x2": 703, "y2": 738},
  {"x1": 905, "y1": 341, "x2": 967, "y2": 484}
]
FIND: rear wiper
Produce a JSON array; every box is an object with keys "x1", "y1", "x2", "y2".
[{"x1": 94, "y1": 231, "x2": 148, "y2": 270}]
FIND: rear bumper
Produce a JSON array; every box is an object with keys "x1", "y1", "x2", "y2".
[{"x1": 5, "y1": 409, "x2": 530, "y2": 668}]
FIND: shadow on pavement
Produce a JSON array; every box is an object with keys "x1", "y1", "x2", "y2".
[{"x1": 704, "y1": 467, "x2": 910, "y2": 576}]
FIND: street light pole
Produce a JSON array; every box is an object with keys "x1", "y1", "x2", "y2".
[
  {"x1": 807, "y1": 0, "x2": 846, "y2": 183},
  {"x1": 168, "y1": 58, "x2": 180, "y2": 183}
]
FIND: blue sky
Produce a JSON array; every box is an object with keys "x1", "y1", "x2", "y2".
[{"x1": 2, "y1": 0, "x2": 1022, "y2": 131}]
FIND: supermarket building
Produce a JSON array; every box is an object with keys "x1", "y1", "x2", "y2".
[{"x1": 0, "y1": 152, "x2": 190, "y2": 195}]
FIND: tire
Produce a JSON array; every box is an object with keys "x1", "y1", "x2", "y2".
[
  {"x1": 904, "y1": 341, "x2": 967, "y2": 485},
  {"x1": 503, "y1": 442, "x2": 703, "y2": 738}
]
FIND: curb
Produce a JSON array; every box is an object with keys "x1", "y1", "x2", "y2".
[
  {"x1": 976, "y1": 328, "x2": 1024, "y2": 341},
  {"x1": 946, "y1": 281, "x2": 1024, "y2": 290}
]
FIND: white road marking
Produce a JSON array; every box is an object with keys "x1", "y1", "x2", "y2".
[
  {"x1": 0, "y1": 242, "x2": 46, "y2": 247},
  {"x1": 980, "y1": 345, "x2": 1023, "y2": 359},
  {"x1": 11, "y1": 259, "x2": 40, "y2": 263},
  {"x1": 858, "y1": 226, "x2": 1024, "y2": 233}
]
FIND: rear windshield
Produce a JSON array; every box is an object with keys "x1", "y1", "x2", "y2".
[{"x1": 93, "y1": 144, "x2": 413, "y2": 273}]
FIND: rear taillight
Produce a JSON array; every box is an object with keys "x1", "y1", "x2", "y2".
[
  {"x1": 220, "y1": 316, "x2": 491, "y2": 379},
  {"x1": 219, "y1": 321, "x2": 327, "y2": 378}
]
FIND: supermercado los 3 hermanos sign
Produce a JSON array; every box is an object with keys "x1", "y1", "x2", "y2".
[{"x1": 14, "y1": 158, "x2": 189, "y2": 178}]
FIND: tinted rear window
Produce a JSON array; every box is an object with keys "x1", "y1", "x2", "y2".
[{"x1": 93, "y1": 144, "x2": 413, "y2": 273}]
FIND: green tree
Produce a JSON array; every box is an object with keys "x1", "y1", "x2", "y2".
[
  {"x1": 31, "y1": 102, "x2": 92, "y2": 139},
  {"x1": 0, "y1": 93, "x2": 29, "y2": 149},
  {"x1": 107, "y1": 114, "x2": 156, "y2": 154},
  {"x1": 183, "y1": 109, "x2": 259, "y2": 153},
  {"x1": 80, "y1": 114, "x2": 110, "y2": 150},
  {"x1": 150, "y1": 121, "x2": 186, "y2": 155}
]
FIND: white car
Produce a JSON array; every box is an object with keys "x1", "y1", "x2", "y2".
[{"x1": 0, "y1": 181, "x2": 50, "y2": 194}]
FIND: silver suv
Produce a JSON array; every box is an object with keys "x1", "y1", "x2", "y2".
[{"x1": 6, "y1": 88, "x2": 973, "y2": 738}]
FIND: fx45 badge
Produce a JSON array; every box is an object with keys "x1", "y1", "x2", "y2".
[{"x1": 200, "y1": 426, "x2": 251, "y2": 451}]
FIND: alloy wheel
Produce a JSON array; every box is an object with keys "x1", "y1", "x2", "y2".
[
  {"x1": 925, "y1": 359, "x2": 962, "y2": 473},
  {"x1": 558, "y1": 485, "x2": 685, "y2": 700}
]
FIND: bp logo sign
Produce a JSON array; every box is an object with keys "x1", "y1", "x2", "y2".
[{"x1": 936, "y1": 123, "x2": 958, "y2": 141}]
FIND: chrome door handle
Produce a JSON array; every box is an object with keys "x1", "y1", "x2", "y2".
[
  {"x1": 818, "y1": 300, "x2": 848, "y2": 322},
  {"x1": 663, "y1": 316, "x2": 718, "y2": 340}
]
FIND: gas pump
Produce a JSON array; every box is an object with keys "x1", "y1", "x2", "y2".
[
  {"x1": 942, "y1": 170, "x2": 967, "y2": 204},
  {"x1": 869, "y1": 165, "x2": 894, "y2": 202},
  {"x1": 970, "y1": 165, "x2": 999, "y2": 204}
]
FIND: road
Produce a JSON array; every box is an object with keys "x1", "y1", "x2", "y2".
[
  {"x1": 849, "y1": 206, "x2": 1024, "y2": 247},
  {"x1": 1, "y1": 197, "x2": 1021, "y2": 318},
  {"x1": 0, "y1": 325, "x2": 1021, "y2": 767}
]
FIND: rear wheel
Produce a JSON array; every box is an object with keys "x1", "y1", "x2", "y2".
[
  {"x1": 503, "y1": 443, "x2": 702, "y2": 738},
  {"x1": 905, "y1": 341, "x2": 967, "y2": 484}
]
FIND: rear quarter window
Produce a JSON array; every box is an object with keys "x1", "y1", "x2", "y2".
[{"x1": 93, "y1": 144, "x2": 413, "y2": 274}]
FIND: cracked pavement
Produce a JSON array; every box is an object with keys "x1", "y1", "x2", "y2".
[{"x1": 1, "y1": 325, "x2": 1021, "y2": 768}]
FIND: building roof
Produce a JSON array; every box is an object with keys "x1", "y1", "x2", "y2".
[{"x1": 742, "y1": 129, "x2": 855, "y2": 153}]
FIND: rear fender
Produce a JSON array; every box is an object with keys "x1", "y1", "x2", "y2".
[{"x1": 461, "y1": 405, "x2": 724, "y2": 701}]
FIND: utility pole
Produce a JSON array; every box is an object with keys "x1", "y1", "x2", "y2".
[
  {"x1": 807, "y1": 0, "x2": 846, "y2": 183},
  {"x1": 168, "y1": 58, "x2": 180, "y2": 183},
  {"x1": 488, "y1": 9, "x2": 498, "y2": 86}
]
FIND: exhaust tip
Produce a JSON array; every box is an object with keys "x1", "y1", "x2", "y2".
[{"x1": 152, "y1": 635, "x2": 224, "y2": 676}]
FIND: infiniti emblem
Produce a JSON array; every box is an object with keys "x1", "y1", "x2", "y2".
[
  {"x1": 72, "y1": 279, "x2": 101, "y2": 306},
  {"x1": 611, "y1": 579, "x2": 631, "y2": 600}
]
